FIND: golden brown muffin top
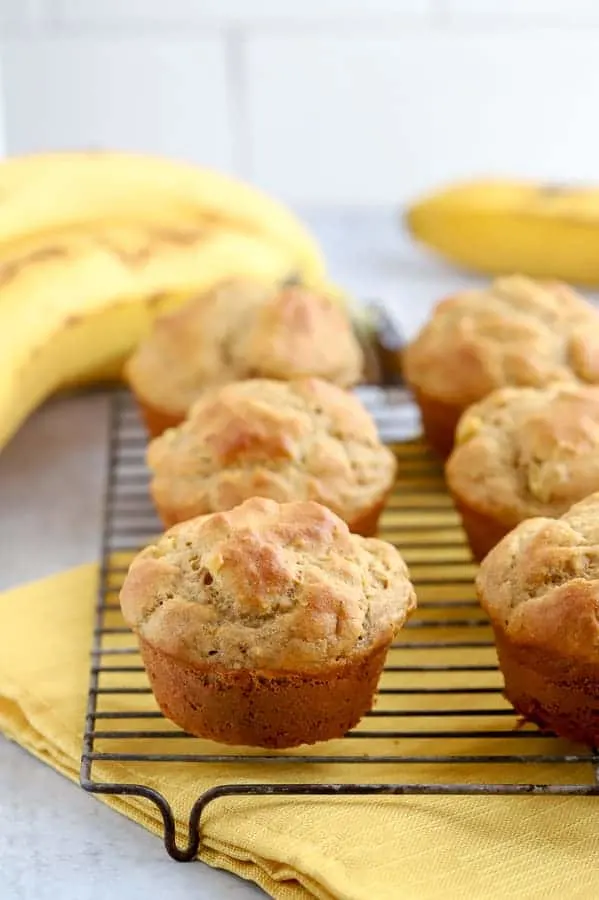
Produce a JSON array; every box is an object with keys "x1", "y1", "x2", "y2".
[
  {"x1": 125, "y1": 279, "x2": 364, "y2": 416},
  {"x1": 147, "y1": 377, "x2": 397, "y2": 524},
  {"x1": 476, "y1": 492, "x2": 599, "y2": 663},
  {"x1": 403, "y1": 276, "x2": 599, "y2": 406},
  {"x1": 120, "y1": 497, "x2": 416, "y2": 672},
  {"x1": 446, "y1": 382, "x2": 599, "y2": 527}
]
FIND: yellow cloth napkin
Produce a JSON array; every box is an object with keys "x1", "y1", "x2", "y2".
[{"x1": 1, "y1": 561, "x2": 599, "y2": 900}]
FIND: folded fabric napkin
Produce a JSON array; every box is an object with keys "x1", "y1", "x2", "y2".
[{"x1": 1, "y1": 559, "x2": 598, "y2": 900}]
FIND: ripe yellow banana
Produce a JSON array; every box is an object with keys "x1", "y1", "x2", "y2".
[
  {"x1": 0, "y1": 151, "x2": 324, "y2": 281},
  {"x1": 0, "y1": 224, "x2": 301, "y2": 451},
  {"x1": 405, "y1": 179, "x2": 599, "y2": 285}
]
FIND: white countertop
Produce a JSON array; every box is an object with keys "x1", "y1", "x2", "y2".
[{"x1": 0, "y1": 210, "x2": 484, "y2": 899}]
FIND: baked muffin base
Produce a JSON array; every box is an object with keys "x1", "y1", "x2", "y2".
[
  {"x1": 413, "y1": 389, "x2": 463, "y2": 459},
  {"x1": 155, "y1": 494, "x2": 390, "y2": 537},
  {"x1": 138, "y1": 636, "x2": 389, "y2": 749},
  {"x1": 137, "y1": 398, "x2": 185, "y2": 438},
  {"x1": 347, "y1": 496, "x2": 388, "y2": 538},
  {"x1": 450, "y1": 496, "x2": 513, "y2": 563},
  {"x1": 493, "y1": 631, "x2": 599, "y2": 746}
]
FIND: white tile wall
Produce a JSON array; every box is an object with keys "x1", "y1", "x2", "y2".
[
  {"x1": 53, "y1": 0, "x2": 432, "y2": 27},
  {"x1": 246, "y1": 30, "x2": 599, "y2": 204},
  {"x1": 446, "y1": 0, "x2": 599, "y2": 21},
  {"x1": 1, "y1": 1, "x2": 599, "y2": 203},
  {"x1": 2, "y1": 36, "x2": 234, "y2": 167},
  {"x1": 0, "y1": 0, "x2": 45, "y2": 30}
]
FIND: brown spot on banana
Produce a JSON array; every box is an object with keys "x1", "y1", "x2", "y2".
[
  {"x1": 0, "y1": 245, "x2": 67, "y2": 289},
  {"x1": 538, "y1": 183, "x2": 593, "y2": 197},
  {"x1": 146, "y1": 292, "x2": 169, "y2": 308},
  {"x1": 540, "y1": 183, "x2": 573, "y2": 196},
  {"x1": 95, "y1": 225, "x2": 207, "y2": 267},
  {"x1": 281, "y1": 272, "x2": 302, "y2": 287}
]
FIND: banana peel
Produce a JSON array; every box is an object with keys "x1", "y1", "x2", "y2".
[
  {"x1": 0, "y1": 221, "x2": 368, "y2": 452},
  {"x1": 405, "y1": 179, "x2": 599, "y2": 285},
  {"x1": 0, "y1": 150, "x2": 325, "y2": 281},
  {"x1": 0, "y1": 224, "x2": 300, "y2": 451},
  {"x1": 0, "y1": 151, "x2": 373, "y2": 451}
]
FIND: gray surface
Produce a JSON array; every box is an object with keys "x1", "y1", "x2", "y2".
[
  {"x1": 0, "y1": 392, "x2": 109, "y2": 591},
  {"x1": 0, "y1": 740, "x2": 263, "y2": 900},
  {"x1": 0, "y1": 210, "x2": 484, "y2": 898}
]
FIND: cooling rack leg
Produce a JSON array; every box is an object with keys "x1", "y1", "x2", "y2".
[
  {"x1": 80, "y1": 781, "x2": 200, "y2": 862},
  {"x1": 161, "y1": 797, "x2": 200, "y2": 862}
]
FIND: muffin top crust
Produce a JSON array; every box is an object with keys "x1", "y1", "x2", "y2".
[
  {"x1": 120, "y1": 497, "x2": 416, "y2": 672},
  {"x1": 476, "y1": 491, "x2": 599, "y2": 663},
  {"x1": 446, "y1": 382, "x2": 599, "y2": 526},
  {"x1": 125, "y1": 279, "x2": 364, "y2": 416},
  {"x1": 403, "y1": 276, "x2": 599, "y2": 407},
  {"x1": 147, "y1": 377, "x2": 397, "y2": 525}
]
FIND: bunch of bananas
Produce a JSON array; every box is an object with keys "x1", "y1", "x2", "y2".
[
  {"x1": 405, "y1": 179, "x2": 599, "y2": 285},
  {"x1": 0, "y1": 151, "x2": 333, "y2": 451}
]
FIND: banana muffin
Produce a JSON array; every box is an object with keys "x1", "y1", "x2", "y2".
[
  {"x1": 125, "y1": 279, "x2": 364, "y2": 436},
  {"x1": 446, "y1": 382, "x2": 599, "y2": 561},
  {"x1": 477, "y1": 492, "x2": 599, "y2": 745},
  {"x1": 119, "y1": 497, "x2": 417, "y2": 748},
  {"x1": 402, "y1": 276, "x2": 599, "y2": 457},
  {"x1": 147, "y1": 377, "x2": 396, "y2": 536}
]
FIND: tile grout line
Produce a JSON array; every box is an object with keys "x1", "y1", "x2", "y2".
[{"x1": 224, "y1": 25, "x2": 253, "y2": 179}]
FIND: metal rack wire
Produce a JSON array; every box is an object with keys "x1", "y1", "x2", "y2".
[{"x1": 80, "y1": 389, "x2": 599, "y2": 862}]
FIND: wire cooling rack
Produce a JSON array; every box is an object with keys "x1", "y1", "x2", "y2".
[{"x1": 80, "y1": 388, "x2": 599, "y2": 862}]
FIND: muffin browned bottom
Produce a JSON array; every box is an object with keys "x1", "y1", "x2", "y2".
[
  {"x1": 155, "y1": 494, "x2": 391, "y2": 536},
  {"x1": 451, "y1": 496, "x2": 513, "y2": 562},
  {"x1": 138, "y1": 636, "x2": 389, "y2": 748},
  {"x1": 347, "y1": 495, "x2": 388, "y2": 537},
  {"x1": 494, "y1": 630, "x2": 599, "y2": 745},
  {"x1": 413, "y1": 389, "x2": 463, "y2": 459},
  {"x1": 136, "y1": 398, "x2": 185, "y2": 438}
]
